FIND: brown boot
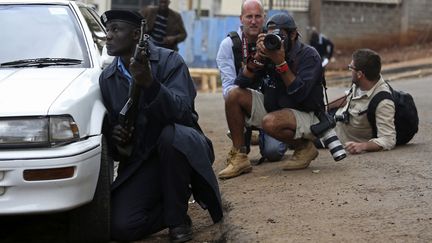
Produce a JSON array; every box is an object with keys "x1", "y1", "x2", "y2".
[
  {"x1": 282, "y1": 140, "x2": 318, "y2": 170},
  {"x1": 218, "y1": 147, "x2": 252, "y2": 179}
]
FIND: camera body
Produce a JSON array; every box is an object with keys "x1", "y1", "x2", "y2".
[
  {"x1": 334, "y1": 111, "x2": 349, "y2": 124},
  {"x1": 310, "y1": 112, "x2": 347, "y2": 161},
  {"x1": 264, "y1": 29, "x2": 283, "y2": 50}
]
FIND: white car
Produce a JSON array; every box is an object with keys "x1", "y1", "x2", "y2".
[{"x1": 0, "y1": 1, "x2": 112, "y2": 242}]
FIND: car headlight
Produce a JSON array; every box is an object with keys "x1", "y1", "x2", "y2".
[{"x1": 0, "y1": 115, "x2": 79, "y2": 148}]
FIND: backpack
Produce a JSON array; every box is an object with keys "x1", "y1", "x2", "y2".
[
  {"x1": 367, "y1": 81, "x2": 419, "y2": 145},
  {"x1": 228, "y1": 31, "x2": 242, "y2": 75}
]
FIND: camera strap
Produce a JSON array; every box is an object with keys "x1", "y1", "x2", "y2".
[
  {"x1": 325, "y1": 87, "x2": 353, "y2": 121},
  {"x1": 241, "y1": 33, "x2": 249, "y2": 63},
  {"x1": 228, "y1": 31, "x2": 253, "y2": 75},
  {"x1": 340, "y1": 87, "x2": 354, "y2": 116}
]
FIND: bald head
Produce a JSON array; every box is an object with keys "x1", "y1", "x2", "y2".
[
  {"x1": 240, "y1": 0, "x2": 265, "y2": 41},
  {"x1": 241, "y1": 0, "x2": 264, "y2": 15}
]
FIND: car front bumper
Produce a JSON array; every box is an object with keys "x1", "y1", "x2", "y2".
[{"x1": 0, "y1": 135, "x2": 102, "y2": 215}]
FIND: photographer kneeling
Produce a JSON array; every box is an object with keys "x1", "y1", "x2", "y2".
[{"x1": 219, "y1": 13, "x2": 343, "y2": 179}]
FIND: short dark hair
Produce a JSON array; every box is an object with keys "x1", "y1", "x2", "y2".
[{"x1": 352, "y1": 49, "x2": 381, "y2": 81}]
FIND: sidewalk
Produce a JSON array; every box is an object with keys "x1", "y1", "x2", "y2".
[
  {"x1": 192, "y1": 56, "x2": 432, "y2": 93},
  {"x1": 325, "y1": 57, "x2": 432, "y2": 86}
]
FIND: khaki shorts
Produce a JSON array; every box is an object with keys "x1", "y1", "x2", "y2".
[
  {"x1": 245, "y1": 89, "x2": 267, "y2": 128},
  {"x1": 246, "y1": 89, "x2": 319, "y2": 140}
]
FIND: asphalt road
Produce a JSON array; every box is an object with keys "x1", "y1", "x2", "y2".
[
  {"x1": 1, "y1": 74, "x2": 431, "y2": 243},
  {"x1": 192, "y1": 74, "x2": 432, "y2": 242}
]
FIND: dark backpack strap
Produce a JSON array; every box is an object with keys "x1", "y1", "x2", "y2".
[
  {"x1": 367, "y1": 91, "x2": 394, "y2": 138},
  {"x1": 228, "y1": 31, "x2": 242, "y2": 75}
]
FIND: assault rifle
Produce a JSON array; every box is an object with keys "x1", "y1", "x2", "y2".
[{"x1": 117, "y1": 19, "x2": 152, "y2": 157}]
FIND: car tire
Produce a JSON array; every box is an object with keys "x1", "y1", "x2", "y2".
[{"x1": 68, "y1": 136, "x2": 113, "y2": 243}]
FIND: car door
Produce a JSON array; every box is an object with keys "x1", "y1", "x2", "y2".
[{"x1": 79, "y1": 7, "x2": 106, "y2": 53}]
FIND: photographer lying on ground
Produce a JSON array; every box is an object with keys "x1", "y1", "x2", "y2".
[
  {"x1": 219, "y1": 12, "x2": 339, "y2": 179},
  {"x1": 328, "y1": 49, "x2": 396, "y2": 154}
]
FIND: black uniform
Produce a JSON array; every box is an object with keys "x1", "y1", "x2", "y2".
[{"x1": 99, "y1": 42, "x2": 223, "y2": 241}]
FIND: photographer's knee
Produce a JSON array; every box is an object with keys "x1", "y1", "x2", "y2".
[
  {"x1": 262, "y1": 114, "x2": 277, "y2": 135},
  {"x1": 226, "y1": 88, "x2": 253, "y2": 111},
  {"x1": 226, "y1": 87, "x2": 241, "y2": 102}
]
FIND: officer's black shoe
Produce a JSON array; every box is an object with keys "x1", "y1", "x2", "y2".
[{"x1": 169, "y1": 216, "x2": 192, "y2": 243}]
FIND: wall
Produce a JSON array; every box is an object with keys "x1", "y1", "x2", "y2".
[
  {"x1": 219, "y1": 1, "x2": 242, "y2": 16},
  {"x1": 400, "y1": 0, "x2": 432, "y2": 45},
  {"x1": 321, "y1": 1, "x2": 401, "y2": 50},
  {"x1": 178, "y1": 11, "x2": 240, "y2": 68},
  {"x1": 176, "y1": 0, "x2": 432, "y2": 68},
  {"x1": 320, "y1": 0, "x2": 432, "y2": 51},
  {"x1": 110, "y1": 0, "x2": 154, "y2": 11},
  {"x1": 169, "y1": 0, "x2": 189, "y2": 12}
]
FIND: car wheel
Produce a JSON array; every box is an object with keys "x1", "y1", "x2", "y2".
[{"x1": 68, "y1": 136, "x2": 113, "y2": 243}]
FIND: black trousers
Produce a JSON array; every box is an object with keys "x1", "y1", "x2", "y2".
[{"x1": 110, "y1": 125, "x2": 193, "y2": 241}]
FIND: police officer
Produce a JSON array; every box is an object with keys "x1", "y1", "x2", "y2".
[
  {"x1": 99, "y1": 10, "x2": 222, "y2": 242},
  {"x1": 219, "y1": 12, "x2": 325, "y2": 179}
]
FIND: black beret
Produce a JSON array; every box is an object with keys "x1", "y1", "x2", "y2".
[{"x1": 101, "y1": 10, "x2": 144, "y2": 27}]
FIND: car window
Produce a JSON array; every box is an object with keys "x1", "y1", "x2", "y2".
[
  {"x1": 79, "y1": 6, "x2": 106, "y2": 54},
  {"x1": 0, "y1": 4, "x2": 90, "y2": 67}
]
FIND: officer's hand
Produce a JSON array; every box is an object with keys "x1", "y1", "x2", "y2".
[
  {"x1": 112, "y1": 124, "x2": 134, "y2": 145},
  {"x1": 130, "y1": 56, "x2": 152, "y2": 87}
]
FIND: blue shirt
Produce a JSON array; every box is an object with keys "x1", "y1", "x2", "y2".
[{"x1": 117, "y1": 58, "x2": 132, "y2": 85}]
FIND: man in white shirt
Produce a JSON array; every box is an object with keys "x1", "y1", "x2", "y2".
[{"x1": 216, "y1": 0, "x2": 288, "y2": 172}]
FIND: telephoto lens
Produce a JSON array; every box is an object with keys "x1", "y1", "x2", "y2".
[
  {"x1": 319, "y1": 129, "x2": 347, "y2": 161},
  {"x1": 310, "y1": 112, "x2": 347, "y2": 161}
]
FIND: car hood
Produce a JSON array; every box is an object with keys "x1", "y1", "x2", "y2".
[{"x1": 0, "y1": 68, "x2": 87, "y2": 116}]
